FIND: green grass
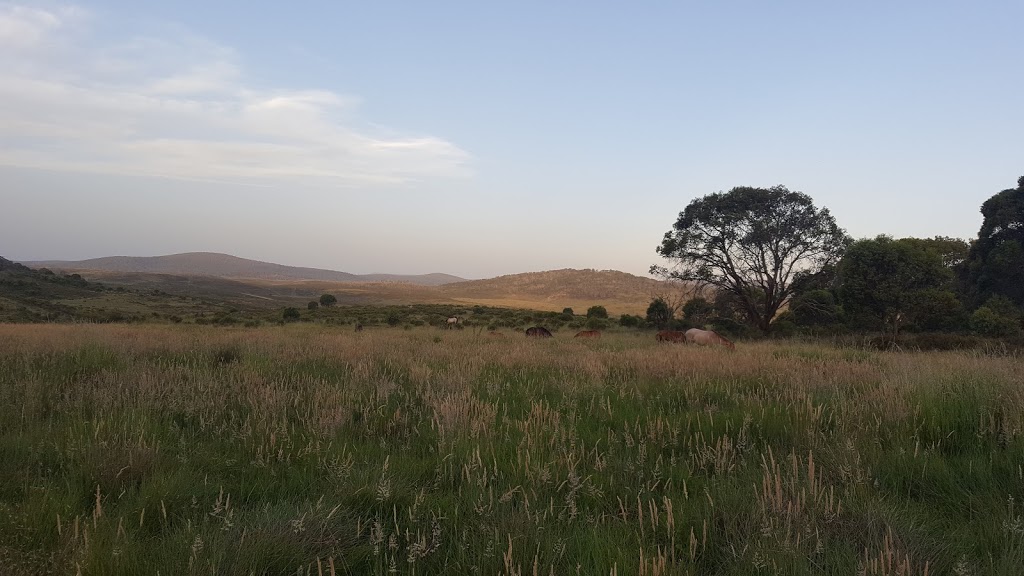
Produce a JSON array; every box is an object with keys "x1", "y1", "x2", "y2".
[{"x1": 0, "y1": 324, "x2": 1022, "y2": 574}]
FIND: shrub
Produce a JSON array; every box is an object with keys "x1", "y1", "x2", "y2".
[
  {"x1": 789, "y1": 290, "x2": 840, "y2": 327},
  {"x1": 970, "y1": 306, "x2": 1021, "y2": 338},
  {"x1": 282, "y1": 307, "x2": 301, "y2": 322},
  {"x1": 770, "y1": 311, "x2": 798, "y2": 338},
  {"x1": 682, "y1": 297, "x2": 713, "y2": 326},
  {"x1": 646, "y1": 298, "x2": 673, "y2": 328},
  {"x1": 319, "y1": 294, "x2": 338, "y2": 307},
  {"x1": 307, "y1": 301, "x2": 319, "y2": 310},
  {"x1": 586, "y1": 305, "x2": 608, "y2": 319},
  {"x1": 618, "y1": 314, "x2": 640, "y2": 327}
]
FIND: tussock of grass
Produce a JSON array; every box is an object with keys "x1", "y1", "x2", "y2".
[{"x1": 0, "y1": 324, "x2": 1022, "y2": 574}]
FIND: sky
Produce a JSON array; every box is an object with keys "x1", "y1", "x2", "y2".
[{"x1": 2, "y1": 1, "x2": 1022, "y2": 279}]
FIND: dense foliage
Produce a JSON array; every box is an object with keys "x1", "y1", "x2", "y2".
[{"x1": 963, "y1": 176, "x2": 1024, "y2": 309}]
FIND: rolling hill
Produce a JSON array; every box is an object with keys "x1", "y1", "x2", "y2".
[
  {"x1": 14, "y1": 253, "x2": 676, "y2": 317},
  {"x1": 440, "y1": 269, "x2": 671, "y2": 315},
  {"x1": 24, "y1": 253, "x2": 464, "y2": 286}
]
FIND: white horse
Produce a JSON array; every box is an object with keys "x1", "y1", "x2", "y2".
[
  {"x1": 446, "y1": 316, "x2": 460, "y2": 329},
  {"x1": 684, "y1": 328, "x2": 735, "y2": 350}
]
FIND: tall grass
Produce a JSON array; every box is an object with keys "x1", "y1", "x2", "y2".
[{"x1": 0, "y1": 324, "x2": 1022, "y2": 575}]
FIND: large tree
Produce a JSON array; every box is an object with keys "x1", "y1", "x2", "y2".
[
  {"x1": 963, "y1": 176, "x2": 1024, "y2": 309},
  {"x1": 653, "y1": 185, "x2": 849, "y2": 333},
  {"x1": 837, "y1": 236, "x2": 958, "y2": 336}
]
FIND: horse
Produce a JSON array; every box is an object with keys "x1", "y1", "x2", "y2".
[
  {"x1": 445, "y1": 316, "x2": 461, "y2": 330},
  {"x1": 525, "y1": 326, "x2": 553, "y2": 338},
  {"x1": 655, "y1": 330, "x2": 687, "y2": 343},
  {"x1": 574, "y1": 330, "x2": 601, "y2": 338},
  {"x1": 684, "y1": 328, "x2": 735, "y2": 350}
]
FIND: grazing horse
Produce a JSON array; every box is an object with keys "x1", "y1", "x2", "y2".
[
  {"x1": 574, "y1": 330, "x2": 601, "y2": 339},
  {"x1": 525, "y1": 326, "x2": 553, "y2": 338},
  {"x1": 684, "y1": 328, "x2": 735, "y2": 350},
  {"x1": 446, "y1": 316, "x2": 460, "y2": 330},
  {"x1": 655, "y1": 330, "x2": 687, "y2": 343}
]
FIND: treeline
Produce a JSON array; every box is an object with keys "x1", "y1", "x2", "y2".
[
  {"x1": 652, "y1": 176, "x2": 1024, "y2": 345},
  {"x1": 282, "y1": 302, "x2": 617, "y2": 331}
]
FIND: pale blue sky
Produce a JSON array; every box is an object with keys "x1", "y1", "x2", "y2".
[{"x1": 2, "y1": 1, "x2": 1022, "y2": 278}]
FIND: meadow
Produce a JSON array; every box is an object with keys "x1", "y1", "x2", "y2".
[{"x1": 0, "y1": 324, "x2": 1022, "y2": 575}]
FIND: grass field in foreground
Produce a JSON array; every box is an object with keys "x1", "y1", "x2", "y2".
[{"x1": 1, "y1": 325, "x2": 1022, "y2": 575}]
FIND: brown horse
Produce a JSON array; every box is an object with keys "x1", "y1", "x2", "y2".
[
  {"x1": 525, "y1": 326, "x2": 553, "y2": 338},
  {"x1": 574, "y1": 330, "x2": 601, "y2": 339},
  {"x1": 656, "y1": 330, "x2": 686, "y2": 343},
  {"x1": 684, "y1": 328, "x2": 735, "y2": 350}
]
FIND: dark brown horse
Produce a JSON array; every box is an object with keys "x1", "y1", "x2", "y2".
[
  {"x1": 655, "y1": 330, "x2": 686, "y2": 343},
  {"x1": 525, "y1": 326, "x2": 553, "y2": 338},
  {"x1": 574, "y1": 330, "x2": 601, "y2": 338}
]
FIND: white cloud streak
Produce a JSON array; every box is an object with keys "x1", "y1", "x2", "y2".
[{"x1": 0, "y1": 3, "x2": 469, "y2": 186}]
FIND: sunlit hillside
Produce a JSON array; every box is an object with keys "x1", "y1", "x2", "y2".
[{"x1": 441, "y1": 268, "x2": 672, "y2": 315}]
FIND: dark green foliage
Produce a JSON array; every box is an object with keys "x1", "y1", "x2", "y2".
[
  {"x1": 838, "y1": 236, "x2": 958, "y2": 337},
  {"x1": 561, "y1": 307, "x2": 574, "y2": 316},
  {"x1": 681, "y1": 296, "x2": 713, "y2": 326},
  {"x1": 618, "y1": 314, "x2": 641, "y2": 327},
  {"x1": 319, "y1": 294, "x2": 338, "y2": 307},
  {"x1": 963, "y1": 176, "x2": 1024, "y2": 308},
  {"x1": 789, "y1": 289, "x2": 841, "y2": 327},
  {"x1": 585, "y1": 305, "x2": 608, "y2": 319},
  {"x1": 653, "y1": 185, "x2": 850, "y2": 333},
  {"x1": 645, "y1": 297, "x2": 673, "y2": 328},
  {"x1": 307, "y1": 301, "x2": 319, "y2": 310},
  {"x1": 970, "y1": 296, "x2": 1023, "y2": 338},
  {"x1": 905, "y1": 288, "x2": 968, "y2": 332},
  {"x1": 706, "y1": 292, "x2": 751, "y2": 337},
  {"x1": 282, "y1": 307, "x2": 301, "y2": 321},
  {"x1": 585, "y1": 317, "x2": 608, "y2": 330}
]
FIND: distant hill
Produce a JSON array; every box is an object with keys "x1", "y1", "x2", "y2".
[
  {"x1": 24, "y1": 253, "x2": 464, "y2": 286},
  {"x1": 0, "y1": 256, "x2": 107, "y2": 321},
  {"x1": 440, "y1": 268, "x2": 669, "y2": 315},
  {"x1": 11, "y1": 253, "x2": 673, "y2": 317}
]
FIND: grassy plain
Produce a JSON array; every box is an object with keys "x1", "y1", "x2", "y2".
[{"x1": 1, "y1": 325, "x2": 1022, "y2": 575}]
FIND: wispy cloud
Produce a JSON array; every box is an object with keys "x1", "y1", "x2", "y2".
[{"x1": 0, "y1": 3, "x2": 469, "y2": 186}]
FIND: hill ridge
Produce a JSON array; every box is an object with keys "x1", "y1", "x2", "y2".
[{"x1": 23, "y1": 252, "x2": 464, "y2": 286}]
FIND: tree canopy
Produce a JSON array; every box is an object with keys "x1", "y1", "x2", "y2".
[
  {"x1": 837, "y1": 236, "x2": 955, "y2": 336},
  {"x1": 963, "y1": 176, "x2": 1024, "y2": 309},
  {"x1": 653, "y1": 185, "x2": 849, "y2": 333}
]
